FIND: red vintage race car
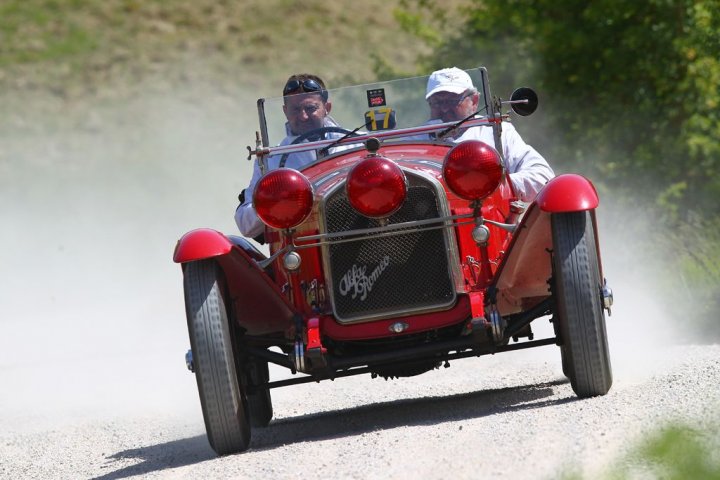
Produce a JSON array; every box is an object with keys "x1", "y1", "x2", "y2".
[{"x1": 174, "y1": 67, "x2": 613, "y2": 455}]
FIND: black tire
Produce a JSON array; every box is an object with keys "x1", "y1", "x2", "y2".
[
  {"x1": 551, "y1": 211, "x2": 612, "y2": 397},
  {"x1": 246, "y1": 360, "x2": 273, "y2": 428},
  {"x1": 184, "y1": 260, "x2": 251, "y2": 454},
  {"x1": 560, "y1": 345, "x2": 572, "y2": 379}
]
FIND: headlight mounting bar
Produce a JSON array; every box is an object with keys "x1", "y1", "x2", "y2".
[{"x1": 253, "y1": 213, "x2": 516, "y2": 270}]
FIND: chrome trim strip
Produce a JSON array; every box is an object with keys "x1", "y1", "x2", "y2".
[
  {"x1": 297, "y1": 213, "x2": 475, "y2": 244},
  {"x1": 256, "y1": 217, "x2": 517, "y2": 271},
  {"x1": 310, "y1": 167, "x2": 351, "y2": 191},
  {"x1": 317, "y1": 179, "x2": 342, "y2": 318},
  {"x1": 248, "y1": 115, "x2": 506, "y2": 159}
]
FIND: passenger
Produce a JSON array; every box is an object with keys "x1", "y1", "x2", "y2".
[
  {"x1": 425, "y1": 67, "x2": 555, "y2": 202},
  {"x1": 235, "y1": 73, "x2": 343, "y2": 240}
]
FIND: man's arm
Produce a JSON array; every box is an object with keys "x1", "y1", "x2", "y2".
[
  {"x1": 235, "y1": 162, "x2": 265, "y2": 238},
  {"x1": 501, "y1": 123, "x2": 555, "y2": 202}
]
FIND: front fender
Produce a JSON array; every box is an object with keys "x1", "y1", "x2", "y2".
[
  {"x1": 174, "y1": 228, "x2": 296, "y2": 335},
  {"x1": 173, "y1": 228, "x2": 233, "y2": 263},
  {"x1": 535, "y1": 174, "x2": 599, "y2": 212}
]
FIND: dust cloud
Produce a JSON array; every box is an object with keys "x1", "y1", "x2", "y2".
[
  {"x1": 595, "y1": 201, "x2": 684, "y2": 382},
  {"x1": 0, "y1": 83, "x2": 260, "y2": 428},
  {"x1": 511, "y1": 197, "x2": 683, "y2": 383}
]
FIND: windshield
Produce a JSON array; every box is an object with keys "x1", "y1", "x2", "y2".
[{"x1": 257, "y1": 67, "x2": 490, "y2": 148}]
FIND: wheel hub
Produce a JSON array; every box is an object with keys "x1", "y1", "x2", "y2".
[{"x1": 602, "y1": 278, "x2": 613, "y2": 315}]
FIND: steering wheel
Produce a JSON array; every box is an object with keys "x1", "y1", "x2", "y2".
[{"x1": 279, "y1": 126, "x2": 357, "y2": 167}]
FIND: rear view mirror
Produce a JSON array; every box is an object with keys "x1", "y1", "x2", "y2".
[{"x1": 509, "y1": 87, "x2": 538, "y2": 116}]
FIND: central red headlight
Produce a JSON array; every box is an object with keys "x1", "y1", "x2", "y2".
[
  {"x1": 442, "y1": 140, "x2": 504, "y2": 201},
  {"x1": 253, "y1": 168, "x2": 314, "y2": 229},
  {"x1": 346, "y1": 156, "x2": 408, "y2": 218}
]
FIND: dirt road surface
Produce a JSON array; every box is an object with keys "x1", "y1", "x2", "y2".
[{"x1": 1, "y1": 337, "x2": 718, "y2": 479}]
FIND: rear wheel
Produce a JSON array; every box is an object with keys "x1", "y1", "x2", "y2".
[
  {"x1": 246, "y1": 360, "x2": 273, "y2": 427},
  {"x1": 184, "y1": 259, "x2": 251, "y2": 454},
  {"x1": 551, "y1": 211, "x2": 612, "y2": 397},
  {"x1": 560, "y1": 346, "x2": 572, "y2": 379}
]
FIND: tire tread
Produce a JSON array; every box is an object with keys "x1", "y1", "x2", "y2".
[
  {"x1": 552, "y1": 212, "x2": 612, "y2": 397},
  {"x1": 184, "y1": 260, "x2": 251, "y2": 454}
]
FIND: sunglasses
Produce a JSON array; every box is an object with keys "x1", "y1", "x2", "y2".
[
  {"x1": 428, "y1": 90, "x2": 473, "y2": 109},
  {"x1": 283, "y1": 78, "x2": 329, "y2": 101}
]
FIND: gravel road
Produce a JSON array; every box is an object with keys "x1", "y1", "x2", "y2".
[{"x1": 1, "y1": 339, "x2": 718, "y2": 479}]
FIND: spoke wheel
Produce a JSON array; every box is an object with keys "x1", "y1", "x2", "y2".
[
  {"x1": 184, "y1": 259, "x2": 251, "y2": 454},
  {"x1": 551, "y1": 211, "x2": 612, "y2": 397}
]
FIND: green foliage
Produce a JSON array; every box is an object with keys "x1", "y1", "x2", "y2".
[
  {"x1": 559, "y1": 423, "x2": 720, "y2": 479},
  {"x1": 610, "y1": 424, "x2": 720, "y2": 479},
  {"x1": 393, "y1": 0, "x2": 447, "y2": 48}
]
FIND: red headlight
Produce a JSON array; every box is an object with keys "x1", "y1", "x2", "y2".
[
  {"x1": 253, "y1": 168, "x2": 314, "y2": 229},
  {"x1": 442, "y1": 140, "x2": 504, "y2": 201},
  {"x1": 346, "y1": 156, "x2": 407, "y2": 218}
]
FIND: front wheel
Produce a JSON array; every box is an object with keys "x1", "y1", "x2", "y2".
[
  {"x1": 551, "y1": 211, "x2": 612, "y2": 397},
  {"x1": 184, "y1": 259, "x2": 251, "y2": 454}
]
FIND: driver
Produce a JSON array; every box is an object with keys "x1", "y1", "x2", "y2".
[
  {"x1": 425, "y1": 67, "x2": 554, "y2": 203},
  {"x1": 235, "y1": 73, "x2": 345, "y2": 240}
]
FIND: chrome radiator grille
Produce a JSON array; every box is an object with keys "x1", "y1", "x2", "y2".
[{"x1": 323, "y1": 173, "x2": 456, "y2": 323}]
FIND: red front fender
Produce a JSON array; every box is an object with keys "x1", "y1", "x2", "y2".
[
  {"x1": 535, "y1": 174, "x2": 599, "y2": 212},
  {"x1": 173, "y1": 228, "x2": 233, "y2": 263},
  {"x1": 174, "y1": 229, "x2": 295, "y2": 335}
]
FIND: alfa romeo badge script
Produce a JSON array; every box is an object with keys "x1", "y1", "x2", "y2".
[{"x1": 338, "y1": 256, "x2": 391, "y2": 301}]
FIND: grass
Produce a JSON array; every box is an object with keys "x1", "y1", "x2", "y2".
[
  {"x1": 561, "y1": 422, "x2": 720, "y2": 480},
  {"x1": 623, "y1": 425, "x2": 720, "y2": 479},
  {"x1": 0, "y1": 1, "x2": 99, "y2": 66},
  {"x1": 0, "y1": 0, "x2": 442, "y2": 100},
  {"x1": 0, "y1": 0, "x2": 458, "y2": 138}
]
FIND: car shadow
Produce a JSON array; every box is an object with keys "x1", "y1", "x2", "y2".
[
  {"x1": 93, "y1": 434, "x2": 215, "y2": 480},
  {"x1": 251, "y1": 377, "x2": 573, "y2": 450},
  {"x1": 96, "y1": 377, "x2": 573, "y2": 479}
]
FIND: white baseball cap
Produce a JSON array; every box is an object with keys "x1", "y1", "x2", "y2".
[{"x1": 425, "y1": 67, "x2": 474, "y2": 99}]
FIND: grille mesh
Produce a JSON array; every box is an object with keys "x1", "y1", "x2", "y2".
[{"x1": 324, "y1": 173, "x2": 455, "y2": 322}]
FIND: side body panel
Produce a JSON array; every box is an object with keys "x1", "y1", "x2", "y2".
[{"x1": 493, "y1": 174, "x2": 601, "y2": 315}]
